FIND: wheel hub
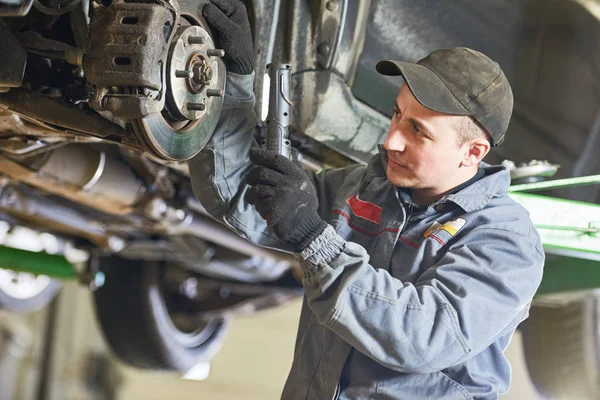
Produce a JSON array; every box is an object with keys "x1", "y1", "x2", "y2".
[{"x1": 165, "y1": 25, "x2": 224, "y2": 123}]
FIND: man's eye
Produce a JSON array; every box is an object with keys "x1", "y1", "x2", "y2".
[
  {"x1": 393, "y1": 108, "x2": 401, "y2": 118},
  {"x1": 413, "y1": 123, "x2": 422, "y2": 134}
]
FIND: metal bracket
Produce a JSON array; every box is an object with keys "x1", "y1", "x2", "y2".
[
  {"x1": 85, "y1": 2, "x2": 177, "y2": 89},
  {"x1": 0, "y1": 20, "x2": 27, "y2": 91},
  {"x1": 84, "y1": 1, "x2": 180, "y2": 118},
  {"x1": 315, "y1": 0, "x2": 345, "y2": 69}
]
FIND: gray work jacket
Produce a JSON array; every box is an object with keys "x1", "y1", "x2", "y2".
[{"x1": 188, "y1": 73, "x2": 545, "y2": 400}]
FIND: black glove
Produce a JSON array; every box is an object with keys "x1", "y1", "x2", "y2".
[
  {"x1": 202, "y1": 0, "x2": 254, "y2": 75},
  {"x1": 245, "y1": 148, "x2": 327, "y2": 252}
]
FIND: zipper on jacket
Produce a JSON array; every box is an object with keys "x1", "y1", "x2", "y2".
[{"x1": 331, "y1": 382, "x2": 340, "y2": 400}]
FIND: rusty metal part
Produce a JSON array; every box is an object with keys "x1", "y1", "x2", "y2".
[
  {"x1": 0, "y1": 154, "x2": 136, "y2": 216},
  {"x1": 17, "y1": 33, "x2": 84, "y2": 67},
  {"x1": 0, "y1": 89, "x2": 143, "y2": 153},
  {"x1": 0, "y1": 186, "x2": 111, "y2": 249},
  {"x1": 120, "y1": 147, "x2": 176, "y2": 199},
  {"x1": 0, "y1": 20, "x2": 27, "y2": 91},
  {"x1": 187, "y1": 54, "x2": 212, "y2": 94},
  {"x1": 84, "y1": 2, "x2": 177, "y2": 90},
  {"x1": 0, "y1": 88, "x2": 129, "y2": 140},
  {"x1": 167, "y1": 25, "x2": 224, "y2": 121},
  {"x1": 0, "y1": 110, "x2": 65, "y2": 137},
  {"x1": 22, "y1": 145, "x2": 147, "y2": 208},
  {"x1": 131, "y1": 0, "x2": 226, "y2": 161},
  {"x1": 166, "y1": 25, "x2": 218, "y2": 121},
  {"x1": 155, "y1": 207, "x2": 296, "y2": 266},
  {"x1": 96, "y1": 91, "x2": 164, "y2": 120},
  {"x1": 0, "y1": 110, "x2": 106, "y2": 159},
  {"x1": 0, "y1": 139, "x2": 64, "y2": 158}
]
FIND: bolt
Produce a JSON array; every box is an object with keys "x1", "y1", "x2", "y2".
[
  {"x1": 187, "y1": 102, "x2": 206, "y2": 111},
  {"x1": 90, "y1": 272, "x2": 105, "y2": 291},
  {"x1": 317, "y1": 42, "x2": 330, "y2": 56},
  {"x1": 192, "y1": 64, "x2": 213, "y2": 85},
  {"x1": 108, "y1": 236, "x2": 126, "y2": 252},
  {"x1": 4, "y1": 192, "x2": 17, "y2": 206},
  {"x1": 181, "y1": 277, "x2": 198, "y2": 299},
  {"x1": 174, "y1": 209, "x2": 186, "y2": 221},
  {"x1": 204, "y1": 66, "x2": 214, "y2": 81},
  {"x1": 73, "y1": 67, "x2": 85, "y2": 78},
  {"x1": 188, "y1": 36, "x2": 204, "y2": 45},
  {"x1": 206, "y1": 89, "x2": 224, "y2": 97},
  {"x1": 219, "y1": 287, "x2": 231, "y2": 299},
  {"x1": 146, "y1": 197, "x2": 167, "y2": 219},
  {"x1": 326, "y1": 0, "x2": 337, "y2": 11},
  {"x1": 175, "y1": 69, "x2": 194, "y2": 79},
  {"x1": 192, "y1": 65, "x2": 202, "y2": 79},
  {"x1": 207, "y1": 49, "x2": 225, "y2": 57}
]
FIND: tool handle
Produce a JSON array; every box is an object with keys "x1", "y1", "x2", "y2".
[{"x1": 263, "y1": 63, "x2": 293, "y2": 160}]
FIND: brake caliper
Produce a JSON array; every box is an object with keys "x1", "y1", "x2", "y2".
[{"x1": 84, "y1": 0, "x2": 179, "y2": 119}]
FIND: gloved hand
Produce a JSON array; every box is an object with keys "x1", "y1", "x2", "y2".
[
  {"x1": 245, "y1": 148, "x2": 327, "y2": 252},
  {"x1": 202, "y1": 0, "x2": 254, "y2": 75}
]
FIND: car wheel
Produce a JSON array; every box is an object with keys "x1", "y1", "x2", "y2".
[
  {"x1": 521, "y1": 293, "x2": 600, "y2": 400},
  {"x1": 0, "y1": 268, "x2": 61, "y2": 313},
  {"x1": 93, "y1": 257, "x2": 230, "y2": 372}
]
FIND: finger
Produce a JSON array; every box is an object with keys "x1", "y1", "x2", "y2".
[
  {"x1": 244, "y1": 184, "x2": 274, "y2": 206},
  {"x1": 202, "y1": 3, "x2": 232, "y2": 32},
  {"x1": 246, "y1": 166, "x2": 284, "y2": 187},
  {"x1": 290, "y1": 148, "x2": 303, "y2": 169},
  {"x1": 209, "y1": 0, "x2": 241, "y2": 17},
  {"x1": 249, "y1": 148, "x2": 298, "y2": 175}
]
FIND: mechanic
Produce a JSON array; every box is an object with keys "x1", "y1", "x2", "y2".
[{"x1": 191, "y1": 1, "x2": 545, "y2": 399}]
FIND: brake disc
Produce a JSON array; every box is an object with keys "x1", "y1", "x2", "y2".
[{"x1": 132, "y1": 0, "x2": 225, "y2": 161}]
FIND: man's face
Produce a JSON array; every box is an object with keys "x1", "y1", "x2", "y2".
[{"x1": 384, "y1": 85, "x2": 470, "y2": 192}]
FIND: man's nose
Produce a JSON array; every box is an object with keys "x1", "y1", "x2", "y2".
[{"x1": 384, "y1": 126, "x2": 406, "y2": 153}]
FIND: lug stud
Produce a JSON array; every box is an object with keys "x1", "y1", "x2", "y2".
[
  {"x1": 207, "y1": 49, "x2": 225, "y2": 57},
  {"x1": 187, "y1": 102, "x2": 206, "y2": 111},
  {"x1": 188, "y1": 36, "x2": 204, "y2": 45},
  {"x1": 175, "y1": 69, "x2": 194, "y2": 79},
  {"x1": 206, "y1": 89, "x2": 224, "y2": 97}
]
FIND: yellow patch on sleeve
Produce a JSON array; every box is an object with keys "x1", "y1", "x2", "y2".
[
  {"x1": 440, "y1": 218, "x2": 467, "y2": 236},
  {"x1": 424, "y1": 221, "x2": 442, "y2": 237}
]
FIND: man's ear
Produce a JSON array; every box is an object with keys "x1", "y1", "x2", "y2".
[{"x1": 462, "y1": 137, "x2": 490, "y2": 167}]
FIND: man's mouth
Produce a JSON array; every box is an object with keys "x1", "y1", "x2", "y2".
[{"x1": 388, "y1": 158, "x2": 407, "y2": 170}]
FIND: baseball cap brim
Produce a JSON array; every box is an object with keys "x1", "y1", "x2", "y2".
[{"x1": 376, "y1": 60, "x2": 470, "y2": 117}]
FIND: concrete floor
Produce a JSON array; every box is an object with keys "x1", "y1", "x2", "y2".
[
  {"x1": 117, "y1": 297, "x2": 543, "y2": 400},
  {"x1": 2, "y1": 282, "x2": 544, "y2": 399}
]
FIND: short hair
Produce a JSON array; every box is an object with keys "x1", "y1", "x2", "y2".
[{"x1": 454, "y1": 116, "x2": 490, "y2": 146}]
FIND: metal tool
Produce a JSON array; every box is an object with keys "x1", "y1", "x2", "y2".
[{"x1": 263, "y1": 64, "x2": 293, "y2": 159}]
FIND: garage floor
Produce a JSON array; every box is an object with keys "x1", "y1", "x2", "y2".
[{"x1": 2, "y1": 281, "x2": 543, "y2": 400}]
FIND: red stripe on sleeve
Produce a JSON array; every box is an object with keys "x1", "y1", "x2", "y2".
[{"x1": 346, "y1": 194, "x2": 382, "y2": 224}]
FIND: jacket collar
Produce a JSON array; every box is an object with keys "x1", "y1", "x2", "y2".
[{"x1": 375, "y1": 145, "x2": 510, "y2": 213}]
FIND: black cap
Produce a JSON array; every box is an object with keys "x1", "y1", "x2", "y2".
[{"x1": 376, "y1": 48, "x2": 513, "y2": 146}]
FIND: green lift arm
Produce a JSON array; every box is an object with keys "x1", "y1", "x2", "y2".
[
  {"x1": 0, "y1": 245, "x2": 76, "y2": 279},
  {"x1": 509, "y1": 175, "x2": 600, "y2": 295}
]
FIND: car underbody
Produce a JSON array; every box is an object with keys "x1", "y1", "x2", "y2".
[{"x1": 1, "y1": 1, "x2": 600, "y2": 397}]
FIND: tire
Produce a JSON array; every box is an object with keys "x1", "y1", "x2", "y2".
[
  {"x1": 93, "y1": 257, "x2": 230, "y2": 372},
  {"x1": 521, "y1": 294, "x2": 600, "y2": 399},
  {"x1": 0, "y1": 268, "x2": 61, "y2": 313}
]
